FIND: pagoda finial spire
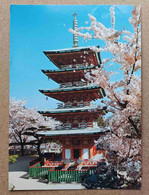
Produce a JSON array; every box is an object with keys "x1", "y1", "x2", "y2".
[{"x1": 73, "y1": 11, "x2": 78, "y2": 48}]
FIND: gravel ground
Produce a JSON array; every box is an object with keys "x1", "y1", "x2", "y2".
[
  {"x1": 9, "y1": 156, "x2": 85, "y2": 190},
  {"x1": 9, "y1": 155, "x2": 37, "y2": 172},
  {"x1": 9, "y1": 172, "x2": 85, "y2": 190}
]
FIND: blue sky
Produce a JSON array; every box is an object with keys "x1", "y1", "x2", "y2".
[{"x1": 10, "y1": 5, "x2": 134, "y2": 110}]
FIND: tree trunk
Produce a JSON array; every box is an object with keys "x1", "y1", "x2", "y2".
[
  {"x1": 37, "y1": 143, "x2": 41, "y2": 156},
  {"x1": 20, "y1": 143, "x2": 24, "y2": 156},
  {"x1": 37, "y1": 138, "x2": 42, "y2": 157}
]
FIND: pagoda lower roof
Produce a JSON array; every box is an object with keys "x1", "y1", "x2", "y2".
[
  {"x1": 39, "y1": 106, "x2": 106, "y2": 115},
  {"x1": 36, "y1": 127, "x2": 110, "y2": 137}
]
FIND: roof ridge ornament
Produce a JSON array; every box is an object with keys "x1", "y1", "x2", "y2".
[{"x1": 72, "y1": 11, "x2": 79, "y2": 48}]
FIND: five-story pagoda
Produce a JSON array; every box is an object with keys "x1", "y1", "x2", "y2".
[{"x1": 37, "y1": 12, "x2": 108, "y2": 161}]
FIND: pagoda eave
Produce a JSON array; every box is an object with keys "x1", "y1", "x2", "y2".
[
  {"x1": 39, "y1": 86, "x2": 105, "y2": 102},
  {"x1": 41, "y1": 65, "x2": 100, "y2": 76},
  {"x1": 39, "y1": 109, "x2": 105, "y2": 115},
  {"x1": 41, "y1": 65, "x2": 101, "y2": 83},
  {"x1": 36, "y1": 127, "x2": 109, "y2": 137},
  {"x1": 43, "y1": 46, "x2": 101, "y2": 68},
  {"x1": 42, "y1": 69, "x2": 85, "y2": 83},
  {"x1": 38, "y1": 109, "x2": 106, "y2": 120}
]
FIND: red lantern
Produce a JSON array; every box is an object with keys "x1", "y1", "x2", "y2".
[{"x1": 92, "y1": 145, "x2": 97, "y2": 156}]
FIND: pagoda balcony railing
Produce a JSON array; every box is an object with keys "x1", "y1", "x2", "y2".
[
  {"x1": 60, "y1": 63, "x2": 89, "y2": 70},
  {"x1": 59, "y1": 81, "x2": 90, "y2": 89},
  {"x1": 57, "y1": 101, "x2": 95, "y2": 109},
  {"x1": 55, "y1": 122, "x2": 95, "y2": 130}
]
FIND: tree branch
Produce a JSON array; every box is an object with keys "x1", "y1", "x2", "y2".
[{"x1": 128, "y1": 116, "x2": 141, "y2": 138}]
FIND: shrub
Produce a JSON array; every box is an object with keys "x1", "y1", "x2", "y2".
[{"x1": 9, "y1": 155, "x2": 18, "y2": 163}]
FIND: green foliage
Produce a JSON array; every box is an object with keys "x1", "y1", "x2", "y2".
[
  {"x1": 96, "y1": 116, "x2": 106, "y2": 127},
  {"x1": 9, "y1": 155, "x2": 18, "y2": 163}
]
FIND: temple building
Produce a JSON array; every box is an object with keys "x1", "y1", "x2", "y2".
[{"x1": 37, "y1": 12, "x2": 108, "y2": 162}]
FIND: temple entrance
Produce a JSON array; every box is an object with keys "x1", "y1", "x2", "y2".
[
  {"x1": 74, "y1": 149, "x2": 80, "y2": 159},
  {"x1": 83, "y1": 148, "x2": 89, "y2": 159},
  {"x1": 65, "y1": 149, "x2": 71, "y2": 159}
]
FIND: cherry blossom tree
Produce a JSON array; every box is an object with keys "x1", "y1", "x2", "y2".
[
  {"x1": 95, "y1": 130, "x2": 141, "y2": 187},
  {"x1": 69, "y1": 6, "x2": 141, "y2": 188},
  {"x1": 40, "y1": 141, "x2": 62, "y2": 153},
  {"x1": 9, "y1": 98, "x2": 60, "y2": 155},
  {"x1": 69, "y1": 6, "x2": 141, "y2": 137}
]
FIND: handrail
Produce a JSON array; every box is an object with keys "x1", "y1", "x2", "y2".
[
  {"x1": 48, "y1": 166, "x2": 96, "y2": 183},
  {"x1": 60, "y1": 63, "x2": 87, "y2": 69},
  {"x1": 29, "y1": 161, "x2": 97, "y2": 182},
  {"x1": 59, "y1": 81, "x2": 90, "y2": 89},
  {"x1": 57, "y1": 101, "x2": 94, "y2": 109},
  {"x1": 49, "y1": 167, "x2": 55, "y2": 171},
  {"x1": 55, "y1": 122, "x2": 95, "y2": 130},
  {"x1": 29, "y1": 161, "x2": 41, "y2": 168}
]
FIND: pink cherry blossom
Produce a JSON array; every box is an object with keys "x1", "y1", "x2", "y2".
[{"x1": 70, "y1": 5, "x2": 141, "y2": 186}]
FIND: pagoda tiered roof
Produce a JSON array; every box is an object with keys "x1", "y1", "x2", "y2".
[
  {"x1": 36, "y1": 126, "x2": 110, "y2": 137},
  {"x1": 39, "y1": 106, "x2": 106, "y2": 121},
  {"x1": 39, "y1": 85, "x2": 105, "y2": 102},
  {"x1": 44, "y1": 46, "x2": 97, "y2": 54},
  {"x1": 43, "y1": 46, "x2": 101, "y2": 68},
  {"x1": 42, "y1": 65, "x2": 100, "y2": 74},
  {"x1": 39, "y1": 106, "x2": 106, "y2": 115},
  {"x1": 41, "y1": 65, "x2": 100, "y2": 83}
]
